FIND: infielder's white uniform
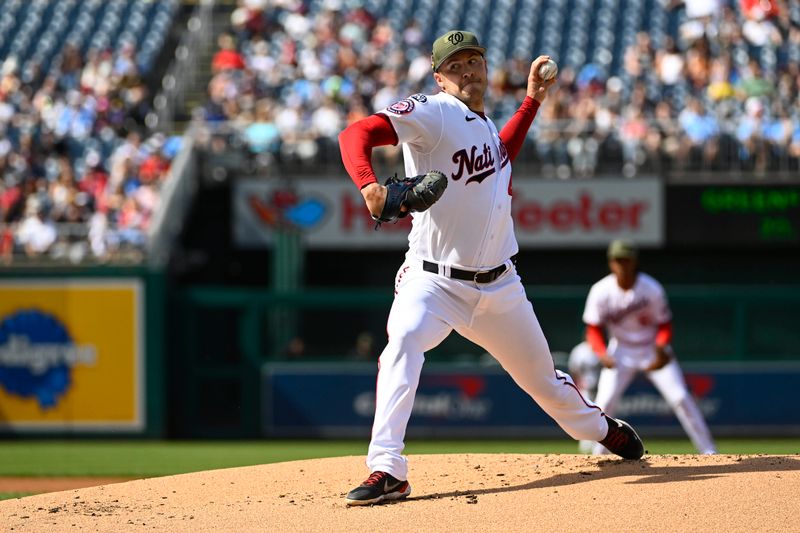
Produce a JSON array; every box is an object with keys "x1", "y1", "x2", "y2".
[
  {"x1": 583, "y1": 272, "x2": 717, "y2": 455},
  {"x1": 568, "y1": 341, "x2": 602, "y2": 454},
  {"x1": 366, "y1": 92, "x2": 609, "y2": 481},
  {"x1": 568, "y1": 341, "x2": 601, "y2": 397}
]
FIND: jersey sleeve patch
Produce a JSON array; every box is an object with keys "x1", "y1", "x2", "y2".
[
  {"x1": 410, "y1": 93, "x2": 428, "y2": 103},
  {"x1": 387, "y1": 99, "x2": 415, "y2": 115}
]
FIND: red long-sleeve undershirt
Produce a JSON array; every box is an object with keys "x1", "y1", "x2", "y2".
[
  {"x1": 338, "y1": 97, "x2": 541, "y2": 189},
  {"x1": 339, "y1": 114, "x2": 398, "y2": 189},
  {"x1": 585, "y1": 322, "x2": 673, "y2": 358},
  {"x1": 585, "y1": 324, "x2": 608, "y2": 357},
  {"x1": 499, "y1": 96, "x2": 540, "y2": 161},
  {"x1": 655, "y1": 321, "x2": 673, "y2": 347}
]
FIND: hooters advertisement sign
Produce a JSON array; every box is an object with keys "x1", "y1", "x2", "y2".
[{"x1": 233, "y1": 177, "x2": 663, "y2": 248}]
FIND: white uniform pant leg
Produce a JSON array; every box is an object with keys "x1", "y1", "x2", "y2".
[
  {"x1": 457, "y1": 280, "x2": 608, "y2": 442},
  {"x1": 367, "y1": 275, "x2": 454, "y2": 481},
  {"x1": 647, "y1": 360, "x2": 717, "y2": 454},
  {"x1": 591, "y1": 365, "x2": 638, "y2": 455},
  {"x1": 576, "y1": 387, "x2": 596, "y2": 454}
]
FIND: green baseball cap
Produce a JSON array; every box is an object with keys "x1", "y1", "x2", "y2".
[
  {"x1": 431, "y1": 30, "x2": 486, "y2": 71},
  {"x1": 607, "y1": 239, "x2": 638, "y2": 260}
]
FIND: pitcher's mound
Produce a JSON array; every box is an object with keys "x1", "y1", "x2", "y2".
[{"x1": 1, "y1": 454, "x2": 798, "y2": 532}]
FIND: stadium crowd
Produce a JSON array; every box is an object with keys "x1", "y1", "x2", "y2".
[
  {"x1": 201, "y1": 0, "x2": 800, "y2": 178},
  {"x1": 2, "y1": 0, "x2": 799, "y2": 264},
  {"x1": 0, "y1": 44, "x2": 181, "y2": 265}
]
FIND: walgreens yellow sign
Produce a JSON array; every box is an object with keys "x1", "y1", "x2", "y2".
[{"x1": 0, "y1": 279, "x2": 143, "y2": 431}]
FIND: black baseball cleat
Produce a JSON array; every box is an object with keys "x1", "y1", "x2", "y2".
[
  {"x1": 345, "y1": 471, "x2": 411, "y2": 506},
  {"x1": 599, "y1": 416, "x2": 645, "y2": 459}
]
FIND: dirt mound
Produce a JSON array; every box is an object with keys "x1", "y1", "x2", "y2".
[{"x1": 1, "y1": 454, "x2": 798, "y2": 532}]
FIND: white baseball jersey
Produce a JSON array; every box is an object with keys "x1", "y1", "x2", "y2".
[
  {"x1": 582, "y1": 272, "x2": 672, "y2": 368},
  {"x1": 378, "y1": 92, "x2": 516, "y2": 270}
]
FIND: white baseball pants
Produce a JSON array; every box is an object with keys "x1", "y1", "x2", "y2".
[
  {"x1": 367, "y1": 259, "x2": 609, "y2": 481},
  {"x1": 590, "y1": 360, "x2": 717, "y2": 455}
]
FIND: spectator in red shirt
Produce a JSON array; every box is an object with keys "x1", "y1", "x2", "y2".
[
  {"x1": 740, "y1": 0, "x2": 784, "y2": 45},
  {"x1": 0, "y1": 222, "x2": 13, "y2": 264},
  {"x1": 79, "y1": 154, "x2": 110, "y2": 213},
  {"x1": 741, "y1": 0, "x2": 781, "y2": 20},
  {"x1": 139, "y1": 150, "x2": 170, "y2": 184},
  {"x1": 211, "y1": 33, "x2": 246, "y2": 73}
]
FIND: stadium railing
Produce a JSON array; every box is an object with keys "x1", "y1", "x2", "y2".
[
  {"x1": 196, "y1": 118, "x2": 800, "y2": 181},
  {"x1": 150, "y1": 0, "x2": 214, "y2": 134}
]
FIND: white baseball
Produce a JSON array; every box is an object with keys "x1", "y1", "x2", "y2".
[{"x1": 538, "y1": 59, "x2": 558, "y2": 81}]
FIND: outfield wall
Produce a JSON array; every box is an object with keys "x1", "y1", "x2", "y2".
[
  {"x1": 0, "y1": 272, "x2": 798, "y2": 439},
  {"x1": 171, "y1": 286, "x2": 800, "y2": 438},
  {"x1": 261, "y1": 362, "x2": 800, "y2": 439}
]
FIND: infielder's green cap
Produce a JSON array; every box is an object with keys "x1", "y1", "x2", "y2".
[
  {"x1": 607, "y1": 239, "x2": 638, "y2": 260},
  {"x1": 431, "y1": 30, "x2": 486, "y2": 72}
]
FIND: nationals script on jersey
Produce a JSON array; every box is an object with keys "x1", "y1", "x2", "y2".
[
  {"x1": 582, "y1": 272, "x2": 672, "y2": 366},
  {"x1": 378, "y1": 92, "x2": 516, "y2": 270}
]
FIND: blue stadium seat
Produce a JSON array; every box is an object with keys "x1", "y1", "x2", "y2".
[{"x1": 0, "y1": 0, "x2": 181, "y2": 132}]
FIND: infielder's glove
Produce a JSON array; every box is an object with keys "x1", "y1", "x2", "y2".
[
  {"x1": 647, "y1": 344, "x2": 674, "y2": 371},
  {"x1": 373, "y1": 170, "x2": 448, "y2": 225}
]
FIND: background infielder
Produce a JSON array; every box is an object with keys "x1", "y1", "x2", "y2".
[
  {"x1": 338, "y1": 30, "x2": 644, "y2": 506},
  {"x1": 583, "y1": 239, "x2": 717, "y2": 456}
]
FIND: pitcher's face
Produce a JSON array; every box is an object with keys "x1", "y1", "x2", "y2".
[{"x1": 433, "y1": 50, "x2": 488, "y2": 109}]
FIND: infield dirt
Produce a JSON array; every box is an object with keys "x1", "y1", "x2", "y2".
[{"x1": 1, "y1": 453, "x2": 798, "y2": 532}]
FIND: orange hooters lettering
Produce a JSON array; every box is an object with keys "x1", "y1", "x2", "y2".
[
  {"x1": 513, "y1": 192, "x2": 649, "y2": 231},
  {"x1": 451, "y1": 144, "x2": 496, "y2": 184}
]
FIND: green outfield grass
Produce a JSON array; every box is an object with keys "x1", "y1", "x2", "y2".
[
  {"x1": 0, "y1": 438, "x2": 798, "y2": 479},
  {"x1": 0, "y1": 438, "x2": 798, "y2": 501},
  {"x1": 0, "y1": 492, "x2": 34, "y2": 501}
]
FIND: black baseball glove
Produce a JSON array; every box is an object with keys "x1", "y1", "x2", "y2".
[{"x1": 373, "y1": 170, "x2": 448, "y2": 225}]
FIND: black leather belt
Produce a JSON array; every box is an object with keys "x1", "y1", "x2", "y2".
[{"x1": 423, "y1": 255, "x2": 517, "y2": 284}]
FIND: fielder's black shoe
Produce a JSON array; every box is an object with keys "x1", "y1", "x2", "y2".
[
  {"x1": 345, "y1": 471, "x2": 411, "y2": 506},
  {"x1": 599, "y1": 416, "x2": 645, "y2": 459}
]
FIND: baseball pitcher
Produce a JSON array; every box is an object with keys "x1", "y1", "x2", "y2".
[{"x1": 339, "y1": 30, "x2": 645, "y2": 506}]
